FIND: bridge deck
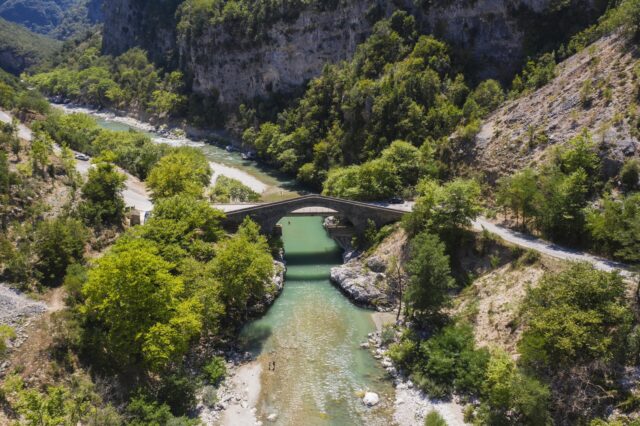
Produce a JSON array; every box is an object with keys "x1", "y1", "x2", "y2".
[{"x1": 212, "y1": 202, "x2": 413, "y2": 214}]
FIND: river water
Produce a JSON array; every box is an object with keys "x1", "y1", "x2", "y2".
[
  {"x1": 240, "y1": 217, "x2": 394, "y2": 425},
  {"x1": 83, "y1": 109, "x2": 395, "y2": 425}
]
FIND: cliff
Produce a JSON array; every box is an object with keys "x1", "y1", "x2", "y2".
[{"x1": 102, "y1": 0, "x2": 605, "y2": 108}]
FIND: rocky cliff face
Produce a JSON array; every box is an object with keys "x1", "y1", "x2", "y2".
[{"x1": 102, "y1": 0, "x2": 604, "y2": 108}]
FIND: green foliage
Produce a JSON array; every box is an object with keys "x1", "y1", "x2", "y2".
[
  {"x1": 79, "y1": 160, "x2": 126, "y2": 228},
  {"x1": 323, "y1": 159, "x2": 401, "y2": 201},
  {"x1": 35, "y1": 112, "x2": 170, "y2": 180},
  {"x1": 620, "y1": 158, "x2": 640, "y2": 191},
  {"x1": 391, "y1": 323, "x2": 489, "y2": 398},
  {"x1": 496, "y1": 168, "x2": 539, "y2": 229},
  {"x1": 212, "y1": 218, "x2": 274, "y2": 318},
  {"x1": 34, "y1": 216, "x2": 87, "y2": 286},
  {"x1": 586, "y1": 193, "x2": 640, "y2": 262},
  {"x1": 147, "y1": 147, "x2": 212, "y2": 200},
  {"x1": 177, "y1": 0, "x2": 336, "y2": 43},
  {"x1": 0, "y1": 324, "x2": 15, "y2": 355},
  {"x1": 203, "y1": 356, "x2": 227, "y2": 386},
  {"x1": 405, "y1": 231, "x2": 455, "y2": 322},
  {"x1": 424, "y1": 410, "x2": 447, "y2": 426},
  {"x1": 29, "y1": 42, "x2": 187, "y2": 118},
  {"x1": 509, "y1": 53, "x2": 556, "y2": 97},
  {"x1": 2, "y1": 374, "x2": 122, "y2": 426},
  {"x1": 210, "y1": 175, "x2": 260, "y2": 203},
  {"x1": 403, "y1": 178, "x2": 482, "y2": 246},
  {"x1": 496, "y1": 130, "x2": 602, "y2": 247},
  {"x1": 126, "y1": 394, "x2": 198, "y2": 426},
  {"x1": 81, "y1": 239, "x2": 203, "y2": 372},
  {"x1": 0, "y1": 17, "x2": 60, "y2": 74},
  {"x1": 477, "y1": 350, "x2": 550, "y2": 426},
  {"x1": 62, "y1": 263, "x2": 88, "y2": 307},
  {"x1": 519, "y1": 263, "x2": 633, "y2": 370},
  {"x1": 142, "y1": 194, "x2": 225, "y2": 260}
]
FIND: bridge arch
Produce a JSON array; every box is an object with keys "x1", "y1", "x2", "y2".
[{"x1": 221, "y1": 195, "x2": 406, "y2": 234}]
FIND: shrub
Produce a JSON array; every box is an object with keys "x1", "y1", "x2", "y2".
[
  {"x1": 201, "y1": 385, "x2": 218, "y2": 408},
  {"x1": 413, "y1": 323, "x2": 490, "y2": 397},
  {"x1": 424, "y1": 410, "x2": 447, "y2": 426},
  {"x1": 478, "y1": 350, "x2": 550, "y2": 425},
  {"x1": 203, "y1": 356, "x2": 227, "y2": 386}
]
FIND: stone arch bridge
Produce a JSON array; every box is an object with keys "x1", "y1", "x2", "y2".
[{"x1": 216, "y1": 195, "x2": 409, "y2": 235}]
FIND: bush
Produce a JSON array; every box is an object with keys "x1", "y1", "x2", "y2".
[
  {"x1": 201, "y1": 385, "x2": 218, "y2": 408},
  {"x1": 412, "y1": 323, "x2": 490, "y2": 397},
  {"x1": 478, "y1": 350, "x2": 550, "y2": 425},
  {"x1": 210, "y1": 175, "x2": 260, "y2": 203},
  {"x1": 203, "y1": 356, "x2": 227, "y2": 386},
  {"x1": 424, "y1": 410, "x2": 447, "y2": 426}
]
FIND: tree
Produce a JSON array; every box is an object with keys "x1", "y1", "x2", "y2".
[
  {"x1": 535, "y1": 169, "x2": 589, "y2": 245},
  {"x1": 496, "y1": 168, "x2": 539, "y2": 229},
  {"x1": 586, "y1": 193, "x2": 640, "y2": 262},
  {"x1": 210, "y1": 176, "x2": 260, "y2": 203},
  {"x1": 620, "y1": 158, "x2": 640, "y2": 191},
  {"x1": 404, "y1": 231, "x2": 454, "y2": 321},
  {"x1": 147, "y1": 148, "x2": 212, "y2": 200},
  {"x1": 30, "y1": 133, "x2": 53, "y2": 178},
  {"x1": 323, "y1": 159, "x2": 401, "y2": 201},
  {"x1": 519, "y1": 263, "x2": 633, "y2": 370},
  {"x1": 141, "y1": 194, "x2": 225, "y2": 260},
  {"x1": 81, "y1": 240, "x2": 202, "y2": 371},
  {"x1": 381, "y1": 140, "x2": 422, "y2": 186},
  {"x1": 211, "y1": 218, "x2": 274, "y2": 318},
  {"x1": 35, "y1": 217, "x2": 87, "y2": 286},
  {"x1": 79, "y1": 160, "x2": 126, "y2": 228},
  {"x1": 404, "y1": 178, "x2": 482, "y2": 247}
]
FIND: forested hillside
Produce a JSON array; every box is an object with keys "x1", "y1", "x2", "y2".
[
  {"x1": 0, "y1": 17, "x2": 60, "y2": 74},
  {"x1": 0, "y1": 0, "x2": 102, "y2": 39}
]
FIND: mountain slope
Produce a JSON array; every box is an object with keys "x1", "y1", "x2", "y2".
[
  {"x1": 0, "y1": 0, "x2": 102, "y2": 39},
  {"x1": 0, "y1": 17, "x2": 60, "y2": 74},
  {"x1": 470, "y1": 33, "x2": 639, "y2": 181}
]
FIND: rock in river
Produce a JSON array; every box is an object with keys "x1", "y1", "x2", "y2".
[{"x1": 363, "y1": 392, "x2": 380, "y2": 407}]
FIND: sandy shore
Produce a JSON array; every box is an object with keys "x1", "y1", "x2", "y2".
[
  {"x1": 209, "y1": 161, "x2": 268, "y2": 194},
  {"x1": 219, "y1": 361, "x2": 263, "y2": 426}
]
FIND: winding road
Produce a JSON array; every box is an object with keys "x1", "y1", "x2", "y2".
[{"x1": 2, "y1": 110, "x2": 636, "y2": 279}]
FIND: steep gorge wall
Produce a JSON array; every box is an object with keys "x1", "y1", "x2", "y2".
[{"x1": 102, "y1": 0, "x2": 604, "y2": 107}]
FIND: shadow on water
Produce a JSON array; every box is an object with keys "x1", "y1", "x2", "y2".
[
  {"x1": 284, "y1": 251, "x2": 343, "y2": 267},
  {"x1": 238, "y1": 323, "x2": 273, "y2": 355}
]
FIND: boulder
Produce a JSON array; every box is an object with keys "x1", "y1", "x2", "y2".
[{"x1": 363, "y1": 392, "x2": 380, "y2": 407}]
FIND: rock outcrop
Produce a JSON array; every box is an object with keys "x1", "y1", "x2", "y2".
[
  {"x1": 330, "y1": 256, "x2": 394, "y2": 309},
  {"x1": 102, "y1": 0, "x2": 605, "y2": 108},
  {"x1": 330, "y1": 228, "x2": 408, "y2": 309}
]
